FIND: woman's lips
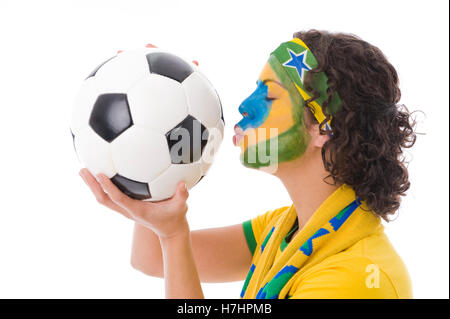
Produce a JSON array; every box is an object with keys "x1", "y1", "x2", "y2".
[
  {"x1": 233, "y1": 133, "x2": 244, "y2": 146},
  {"x1": 233, "y1": 125, "x2": 245, "y2": 147}
]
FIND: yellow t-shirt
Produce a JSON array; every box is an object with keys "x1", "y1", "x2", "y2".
[{"x1": 242, "y1": 206, "x2": 413, "y2": 299}]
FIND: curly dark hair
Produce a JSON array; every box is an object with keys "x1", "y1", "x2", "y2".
[{"x1": 294, "y1": 30, "x2": 417, "y2": 221}]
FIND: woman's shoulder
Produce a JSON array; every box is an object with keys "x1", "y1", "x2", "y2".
[
  {"x1": 291, "y1": 228, "x2": 413, "y2": 298},
  {"x1": 254, "y1": 204, "x2": 292, "y2": 228},
  {"x1": 245, "y1": 205, "x2": 293, "y2": 246},
  {"x1": 261, "y1": 205, "x2": 292, "y2": 219}
]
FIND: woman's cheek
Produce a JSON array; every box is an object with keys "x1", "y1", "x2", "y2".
[
  {"x1": 256, "y1": 99, "x2": 294, "y2": 136},
  {"x1": 239, "y1": 125, "x2": 274, "y2": 153}
]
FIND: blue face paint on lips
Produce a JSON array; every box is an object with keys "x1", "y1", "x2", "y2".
[{"x1": 236, "y1": 80, "x2": 273, "y2": 131}]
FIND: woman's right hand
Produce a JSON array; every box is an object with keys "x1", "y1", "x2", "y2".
[
  {"x1": 78, "y1": 168, "x2": 190, "y2": 240},
  {"x1": 79, "y1": 168, "x2": 133, "y2": 220}
]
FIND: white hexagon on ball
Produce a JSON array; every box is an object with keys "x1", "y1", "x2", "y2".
[
  {"x1": 70, "y1": 78, "x2": 99, "y2": 135},
  {"x1": 183, "y1": 72, "x2": 222, "y2": 129},
  {"x1": 74, "y1": 126, "x2": 116, "y2": 177},
  {"x1": 149, "y1": 162, "x2": 202, "y2": 201},
  {"x1": 94, "y1": 50, "x2": 150, "y2": 93},
  {"x1": 127, "y1": 74, "x2": 189, "y2": 134},
  {"x1": 110, "y1": 125, "x2": 171, "y2": 183}
]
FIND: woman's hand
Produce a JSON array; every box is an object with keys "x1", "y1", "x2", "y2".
[{"x1": 79, "y1": 168, "x2": 190, "y2": 240}]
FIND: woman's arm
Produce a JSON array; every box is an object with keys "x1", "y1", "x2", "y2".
[
  {"x1": 131, "y1": 222, "x2": 253, "y2": 283},
  {"x1": 159, "y1": 222, "x2": 204, "y2": 298}
]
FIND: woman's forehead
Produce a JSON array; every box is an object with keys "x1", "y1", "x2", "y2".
[{"x1": 258, "y1": 61, "x2": 280, "y2": 82}]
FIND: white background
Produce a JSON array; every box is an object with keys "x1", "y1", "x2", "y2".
[{"x1": 0, "y1": 0, "x2": 448, "y2": 299}]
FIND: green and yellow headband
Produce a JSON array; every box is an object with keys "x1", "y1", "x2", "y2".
[{"x1": 270, "y1": 38, "x2": 342, "y2": 131}]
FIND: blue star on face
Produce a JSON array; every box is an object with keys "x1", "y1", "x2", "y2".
[{"x1": 282, "y1": 49, "x2": 311, "y2": 83}]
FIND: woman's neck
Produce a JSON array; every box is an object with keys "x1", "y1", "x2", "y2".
[{"x1": 274, "y1": 151, "x2": 339, "y2": 231}]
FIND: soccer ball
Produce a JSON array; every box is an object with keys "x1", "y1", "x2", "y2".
[{"x1": 70, "y1": 46, "x2": 224, "y2": 201}]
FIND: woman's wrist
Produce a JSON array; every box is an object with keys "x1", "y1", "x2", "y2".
[{"x1": 158, "y1": 217, "x2": 191, "y2": 243}]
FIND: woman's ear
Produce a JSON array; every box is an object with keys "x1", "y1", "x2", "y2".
[
  {"x1": 315, "y1": 130, "x2": 330, "y2": 148},
  {"x1": 304, "y1": 108, "x2": 329, "y2": 148},
  {"x1": 308, "y1": 123, "x2": 329, "y2": 148}
]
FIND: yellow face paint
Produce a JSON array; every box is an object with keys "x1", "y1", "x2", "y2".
[
  {"x1": 236, "y1": 61, "x2": 296, "y2": 153},
  {"x1": 256, "y1": 63, "x2": 295, "y2": 136}
]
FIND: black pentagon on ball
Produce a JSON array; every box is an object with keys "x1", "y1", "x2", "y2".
[
  {"x1": 85, "y1": 55, "x2": 116, "y2": 80},
  {"x1": 111, "y1": 174, "x2": 151, "y2": 200},
  {"x1": 89, "y1": 93, "x2": 133, "y2": 143},
  {"x1": 70, "y1": 129, "x2": 76, "y2": 151},
  {"x1": 146, "y1": 52, "x2": 194, "y2": 83},
  {"x1": 194, "y1": 175, "x2": 205, "y2": 187},
  {"x1": 217, "y1": 93, "x2": 225, "y2": 125},
  {"x1": 165, "y1": 115, "x2": 209, "y2": 164}
]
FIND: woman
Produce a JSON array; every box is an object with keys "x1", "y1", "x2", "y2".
[{"x1": 79, "y1": 30, "x2": 416, "y2": 299}]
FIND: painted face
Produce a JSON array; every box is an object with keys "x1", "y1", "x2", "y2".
[{"x1": 234, "y1": 58, "x2": 311, "y2": 169}]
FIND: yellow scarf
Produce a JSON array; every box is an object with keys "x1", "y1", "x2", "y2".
[{"x1": 241, "y1": 184, "x2": 381, "y2": 299}]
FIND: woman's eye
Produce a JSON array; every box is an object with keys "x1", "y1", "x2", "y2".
[
  {"x1": 242, "y1": 111, "x2": 249, "y2": 117},
  {"x1": 265, "y1": 97, "x2": 277, "y2": 101}
]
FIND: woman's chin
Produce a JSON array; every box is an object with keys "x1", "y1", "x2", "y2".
[{"x1": 239, "y1": 153, "x2": 279, "y2": 175}]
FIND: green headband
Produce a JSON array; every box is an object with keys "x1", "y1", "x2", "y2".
[{"x1": 270, "y1": 38, "x2": 342, "y2": 131}]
